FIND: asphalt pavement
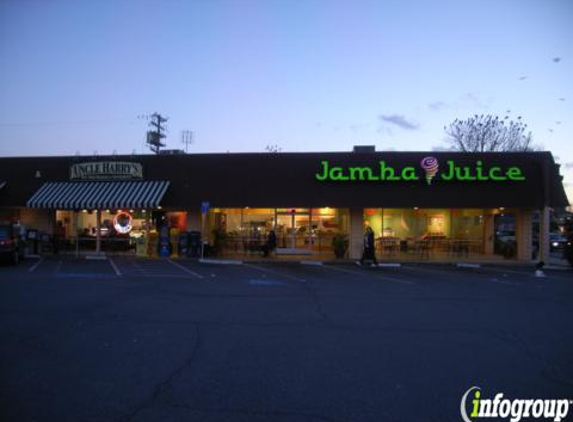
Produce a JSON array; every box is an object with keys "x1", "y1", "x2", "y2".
[{"x1": 0, "y1": 257, "x2": 572, "y2": 422}]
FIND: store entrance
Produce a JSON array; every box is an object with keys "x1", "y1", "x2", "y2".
[
  {"x1": 209, "y1": 207, "x2": 349, "y2": 257},
  {"x1": 275, "y1": 209, "x2": 311, "y2": 250},
  {"x1": 493, "y1": 212, "x2": 517, "y2": 258}
]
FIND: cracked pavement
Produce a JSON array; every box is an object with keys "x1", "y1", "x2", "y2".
[{"x1": 0, "y1": 259, "x2": 572, "y2": 421}]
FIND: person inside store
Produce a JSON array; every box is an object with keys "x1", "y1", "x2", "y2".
[
  {"x1": 358, "y1": 226, "x2": 378, "y2": 267},
  {"x1": 262, "y1": 230, "x2": 277, "y2": 257}
]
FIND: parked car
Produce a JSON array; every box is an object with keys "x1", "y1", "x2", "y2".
[
  {"x1": 0, "y1": 224, "x2": 25, "y2": 265},
  {"x1": 549, "y1": 232, "x2": 567, "y2": 252},
  {"x1": 565, "y1": 234, "x2": 573, "y2": 267}
]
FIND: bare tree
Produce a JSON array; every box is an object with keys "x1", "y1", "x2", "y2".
[
  {"x1": 265, "y1": 144, "x2": 283, "y2": 153},
  {"x1": 444, "y1": 114, "x2": 538, "y2": 152}
]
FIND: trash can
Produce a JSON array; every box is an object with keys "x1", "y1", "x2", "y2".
[
  {"x1": 187, "y1": 231, "x2": 201, "y2": 257},
  {"x1": 40, "y1": 233, "x2": 53, "y2": 254},
  {"x1": 27, "y1": 229, "x2": 39, "y2": 255},
  {"x1": 178, "y1": 233, "x2": 189, "y2": 256}
]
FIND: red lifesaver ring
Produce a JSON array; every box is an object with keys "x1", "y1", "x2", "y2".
[{"x1": 114, "y1": 211, "x2": 133, "y2": 234}]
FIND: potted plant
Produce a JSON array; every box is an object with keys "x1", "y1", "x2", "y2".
[{"x1": 332, "y1": 233, "x2": 349, "y2": 259}]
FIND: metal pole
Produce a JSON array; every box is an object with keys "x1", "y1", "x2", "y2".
[
  {"x1": 75, "y1": 211, "x2": 79, "y2": 258},
  {"x1": 96, "y1": 210, "x2": 101, "y2": 255},
  {"x1": 291, "y1": 210, "x2": 296, "y2": 249},
  {"x1": 274, "y1": 208, "x2": 277, "y2": 231},
  {"x1": 145, "y1": 209, "x2": 150, "y2": 257},
  {"x1": 201, "y1": 208, "x2": 205, "y2": 259},
  {"x1": 308, "y1": 208, "x2": 312, "y2": 251}
]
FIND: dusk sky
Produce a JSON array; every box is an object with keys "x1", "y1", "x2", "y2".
[{"x1": 0, "y1": 0, "x2": 572, "y2": 200}]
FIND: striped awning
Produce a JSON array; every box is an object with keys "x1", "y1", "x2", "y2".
[{"x1": 27, "y1": 181, "x2": 170, "y2": 209}]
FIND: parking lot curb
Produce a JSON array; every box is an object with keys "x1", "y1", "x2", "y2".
[
  {"x1": 301, "y1": 260, "x2": 323, "y2": 266},
  {"x1": 543, "y1": 264, "x2": 572, "y2": 271},
  {"x1": 457, "y1": 263, "x2": 481, "y2": 269},
  {"x1": 86, "y1": 254, "x2": 107, "y2": 261},
  {"x1": 199, "y1": 258, "x2": 243, "y2": 265}
]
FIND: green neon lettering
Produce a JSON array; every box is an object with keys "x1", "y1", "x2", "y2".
[
  {"x1": 315, "y1": 159, "x2": 524, "y2": 183},
  {"x1": 489, "y1": 167, "x2": 506, "y2": 181},
  {"x1": 349, "y1": 166, "x2": 378, "y2": 181},
  {"x1": 506, "y1": 167, "x2": 525, "y2": 181},
  {"x1": 440, "y1": 160, "x2": 455, "y2": 181},
  {"x1": 455, "y1": 166, "x2": 477, "y2": 181},
  {"x1": 380, "y1": 161, "x2": 400, "y2": 180},
  {"x1": 475, "y1": 160, "x2": 489, "y2": 181},
  {"x1": 315, "y1": 160, "x2": 330, "y2": 181},
  {"x1": 330, "y1": 167, "x2": 349, "y2": 181},
  {"x1": 402, "y1": 167, "x2": 419, "y2": 181}
]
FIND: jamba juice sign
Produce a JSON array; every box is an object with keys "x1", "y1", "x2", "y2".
[{"x1": 315, "y1": 156, "x2": 526, "y2": 184}]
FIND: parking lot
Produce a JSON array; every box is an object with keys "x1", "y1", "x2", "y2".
[{"x1": 1, "y1": 257, "x2": 572, "y2": 422}]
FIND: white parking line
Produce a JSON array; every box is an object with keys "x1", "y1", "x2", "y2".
[
  {"x1": 482, "y1": 268, "x2": 533, "y2": 277},
  {"x1": 372, "y1": 273, "x2": 414, "y2": 285},
  {"x1": 489, "y1": 279, "x2": 520, "y2": 286},
  {"x1": 324, "y1": 265, "x2": 414, "y2": 285},
  {"x1": 137, "y1": 274, "x2": 196, "y2": 279},
  {"x1": 244, "y1": 264, "x2": 307, "y2": 283},
  {"x1": 108, "y1": 257, "x2": 122, "y2": 277},
  {"x1": 28, "y1": 257, "x2": 45, "y2": 273},
  {"x1": 322, "y1": 265, "x2": 366, "y2": 276},
  {"x1": 167, "y1": 259, "x2": 205, "y2": 279},
  {"x1": 54, "y1": 260, "x2": 63, "y2": 275}
]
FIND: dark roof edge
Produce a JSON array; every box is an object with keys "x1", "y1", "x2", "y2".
[{"x1": 0, "y1": 150, "x2": 558, "y2": 160}]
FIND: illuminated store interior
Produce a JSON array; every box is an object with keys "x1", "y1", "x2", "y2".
[{"x1": 208, "y1": 207, "x2": 349, "y2": 254}]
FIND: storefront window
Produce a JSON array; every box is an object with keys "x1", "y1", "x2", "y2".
[
  {"x1": 53, "y1": 209, "x2": 187, "y2": 255},
  {"x1": 211, "y1": 208, "x2": 349, "y2": 255},
  {"x1": 364, "y1": 208, "x2": 485, "y2": 259}
]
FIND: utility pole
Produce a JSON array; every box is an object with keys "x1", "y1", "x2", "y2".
[
  {"x1": 146, "y1": 112, "x2": 168, "y2": 154},
  {"x1": 181, "y1": 130, "x2": 193, "y2": 153}
]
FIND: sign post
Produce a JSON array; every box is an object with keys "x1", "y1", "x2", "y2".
[
  {"x1": 96, "y1": 210, "x2": 102, "y2": 255},
  {"x1": 201, "y1": 201, "x2": 210, "y2": 259},
  {"x1": 75, "y1": 211, "x2": 79, "y2": 258}
]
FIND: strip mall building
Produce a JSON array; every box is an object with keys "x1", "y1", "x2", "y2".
[{"x1": 0, "y1": 148, "x2": 569, "y2": 262}]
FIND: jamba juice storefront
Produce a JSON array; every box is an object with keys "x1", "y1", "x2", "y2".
[
  {"x1": 363, "y1": 208, "x2": 489, "y2": 260},
  {"x1": 0, "y1": 149, "x2": 568, "y2": 262},
  {"x1": 208, "y1": 207, "x2": 349, "y2": 256}
]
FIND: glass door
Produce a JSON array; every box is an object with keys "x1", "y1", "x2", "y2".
[{"x1": 276, "y1": 208, "x2": 311, "y2": 249}]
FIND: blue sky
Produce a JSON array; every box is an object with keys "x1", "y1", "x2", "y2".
[{"x1": 0, "y1": 0, "x2": 572, "y2": 199}]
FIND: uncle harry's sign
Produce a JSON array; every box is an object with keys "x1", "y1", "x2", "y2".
[{"x1": 70, "y1": 161, "x2": 143, "y2": 181}]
